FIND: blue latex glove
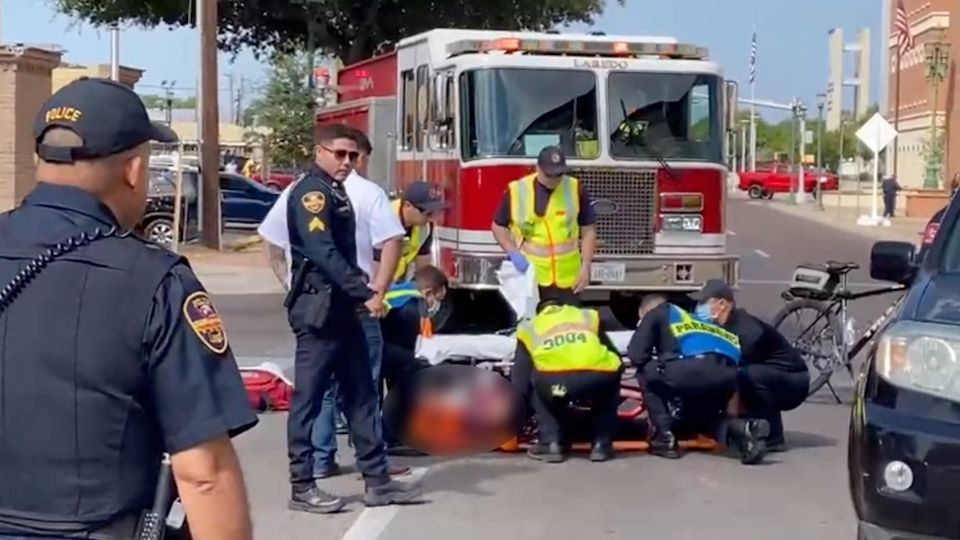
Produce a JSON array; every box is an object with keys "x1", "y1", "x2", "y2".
[{"x1": 507, "y1": 250, "x2": 529, "y2": 273}]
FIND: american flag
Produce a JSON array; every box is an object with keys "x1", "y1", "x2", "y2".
[
  {"x1": 749, "y1": 31, "x2": 757, "y2": 84},
  {"x1": 894, "y1": 0, "x2": 915, "y2": 56}
]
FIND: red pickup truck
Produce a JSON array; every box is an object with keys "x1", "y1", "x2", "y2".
[
  {"x1": 251, "y1": 170, "x2": 297, "y2": 191},
  {"x1": 738, "y1": 164, "x2": 839, "y2": 199}
]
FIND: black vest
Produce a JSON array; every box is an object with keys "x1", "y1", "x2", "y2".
[{"x1": 0, "y1": 224, "x2": 182, "y2": 533}]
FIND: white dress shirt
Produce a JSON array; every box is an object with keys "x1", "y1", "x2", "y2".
[{"x1": 257, "y1": 170, "x2": 404, "y2": 285}]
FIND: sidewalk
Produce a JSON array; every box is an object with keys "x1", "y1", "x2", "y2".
[
  {"x1": 755, "y1": 197, "x2": 928, "y2": 244},
  {"x1": 179, "y1": 241, "x2": 284, "y2": 295}
]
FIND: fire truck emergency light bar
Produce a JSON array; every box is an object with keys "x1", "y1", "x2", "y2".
[{"x1": 446, "y1": 37, "x2": 708, "y2": 60}]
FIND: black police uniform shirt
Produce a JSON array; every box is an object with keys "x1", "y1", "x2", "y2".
[
  {"x1": 722, "y1": 308, "x2": 807, "y2": 373},
  {"x1": 0, "y1": 183, "x2": 258, "y2": 534},
  {"x1": 626, "y1": 303, "x2": 684, "y2": 368},
  {"x1": 286, "y1": 164, "x2": 373, "y2": 306},
  {"x1": 492, "y1": 180, "x2": 597, "y2": 228}
]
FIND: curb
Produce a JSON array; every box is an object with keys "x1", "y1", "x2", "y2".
[{"x1": 227, "y1": 234, "x2": 263, "y2": 251}]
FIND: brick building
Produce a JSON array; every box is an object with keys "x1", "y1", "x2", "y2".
[{"x1": 888, "y1": 0, "x2": 956, "y2": 188}]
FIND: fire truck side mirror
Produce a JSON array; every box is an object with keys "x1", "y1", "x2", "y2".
[{"x1": 724, "y1": 80, "x2": 738, "y2": 132}]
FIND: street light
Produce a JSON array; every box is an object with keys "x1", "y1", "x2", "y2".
[
  {"x1": 160, "y1": 80, "x2": 176, "y2": 125},
  {"x1": 923, "y1": 32, "x2": 950, "y2": 189},
  {"x1": 789, "y1": 99, "x2": 807, "y2": 205},
  {"x1": 816, "y1": 92, "x2": 826, "y2": 210}
]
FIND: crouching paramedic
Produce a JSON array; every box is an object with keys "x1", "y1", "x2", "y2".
[
  {"x1": 514, "y1": 297, "x2": 623, "y2": 463},
  {"x1": 627, "y1": 295, "x2": 770, "y2": 465}
]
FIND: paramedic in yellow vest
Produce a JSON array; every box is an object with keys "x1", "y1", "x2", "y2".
[
  {"x1": 375, "y1": 181, "x2": 443, "y2": 282},
  {"x1": 514, "y1": 295, "x2": 623, "y2": 464},
  {"x1": 491, "y1": 146, "x2": 598, "y2": 297}
]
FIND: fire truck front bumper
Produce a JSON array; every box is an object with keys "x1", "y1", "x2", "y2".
[{"x1": 451, "y1": 253, "x2": 739, "y2": 291}]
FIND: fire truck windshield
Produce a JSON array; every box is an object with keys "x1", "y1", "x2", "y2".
[
  {"x1": 607, "y1": 72, "x2": 723, "y2": 164},
  {"x1": 460, "y1": 68, "x2": 600, "y2": 160}
]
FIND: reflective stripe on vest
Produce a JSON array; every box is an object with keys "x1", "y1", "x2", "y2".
[
  {"x1": 391, "y1": 199, "x2": 427, "y2": 282},
  {"x1": 508, "y1": 174, "x2": 581, "y2": 288},
  {"x1": 516, "y1": 305, "x2": 621, "y2": 373},
  {"x1": 384, "y1": 281, "x2": 422, "y2": 310},
  {"x1": 667, "y1": 304, "x2": 741, "y2": 364}
]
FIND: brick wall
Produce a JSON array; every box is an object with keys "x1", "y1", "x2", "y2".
[{"x1": 0, "y1": 47, "x2": 62, "y2": 211}]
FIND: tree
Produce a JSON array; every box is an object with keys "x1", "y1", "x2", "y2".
[
  {"x1": 245, "y1": 51, "x2": 315, "y2": 168},
  {"x1": 52, "y1": 0, "x2": 623, "y2": 64}
]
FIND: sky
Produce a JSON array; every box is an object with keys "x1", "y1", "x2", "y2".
[{"x1": 5, "y1": 0, "x2": 883, "y2": 120}]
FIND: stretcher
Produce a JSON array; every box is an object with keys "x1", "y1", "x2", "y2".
[{"x1": 413, "y1": 331, "x2": 720, "y2": 454}]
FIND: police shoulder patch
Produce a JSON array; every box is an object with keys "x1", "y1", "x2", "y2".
[
  {"x1": 302, "y1": 191, "x2": 325, "y2": 214},
  {"x1": 183, "y1": 291, "x2": 229, "y2": 355}
]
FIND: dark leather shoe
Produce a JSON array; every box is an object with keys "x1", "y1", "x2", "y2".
[
  {"x1": 288, "y1": 485, "x2": 345, "y2": 514},
  {"x1": 589, "y1": 441, "x2": 614, "y2": 462},
  {"x1": 648, "y1": 431, "x2": 682, "y2": 459},
  {"x1": 728, "y1": 418, "x2": 770, "y2": 464},
  {"x1": 766, "y1": 436, "x2": 787, "y2": 453},
  {"x1": 364, "y1": 479, "x2": 423, "y2": 507},
  {"x1": 526, "y1": 442, "x2": 565, "y2": 463}
]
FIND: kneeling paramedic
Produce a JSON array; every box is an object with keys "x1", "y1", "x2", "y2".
[
  {"x1": 627, "y1": 295, "x2": 770, "y2": 464},
  {"x1": 515, "y1": 298, "x2": 623, "y2": 463}
]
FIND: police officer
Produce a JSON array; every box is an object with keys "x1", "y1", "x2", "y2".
[
  {"x1": 285, "y1": 123, "x2": 420, "y2": 513},
  {"x1": 0, "y1": 78, "x2": 257, "y2": 539},
  {"x1": 378, "y1": 181, "x2": 443, "y2": 283},
  {"x1": 882, "y1": 175, "x2": 902, "y2": 218},
  {"x1": 691, "y1": 279, "x2": 809, "y2": 452},
  {"x1": 491, "y1": 146, "x2": 598, "y2": 298},
  {"x1": 514, "y1": 295, "x2": 623, "y2": 463},
  {"x1": 627, "y1": 291, "x2": 769, "y2": 464}
]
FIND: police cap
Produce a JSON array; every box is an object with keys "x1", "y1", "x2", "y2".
[
  {"x1": 34, "y1": 77, "x2": 178, "y2": 163},
  {"x1": 689, "y1": 279, "x2": 735, "y2": 303}
]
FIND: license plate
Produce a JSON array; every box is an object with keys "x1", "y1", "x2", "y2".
[{"x1": 591, "y1": 262, "x2": 626, "y2": 283}]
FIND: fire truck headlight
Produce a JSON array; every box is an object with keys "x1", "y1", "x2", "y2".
[{"x1": 660, "y1": 214, "x2": 702, "y2": 232}]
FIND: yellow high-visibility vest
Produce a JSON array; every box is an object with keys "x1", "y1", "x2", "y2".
[
  {"x1": 391, "y1": 199, "x2": 428, "y2": 282},
  {"x1": 508, "y1": 174, "x2": 581, "y2": 288},
  {"x1": 516, "y1": 305, "x2": 621, "y2": 373}
]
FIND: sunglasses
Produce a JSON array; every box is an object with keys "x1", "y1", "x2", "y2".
[{"x1": 320, "y1": 145, "x2": 360, "y2": 162}]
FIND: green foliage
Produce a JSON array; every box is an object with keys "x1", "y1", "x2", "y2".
[
  {"x1": 51, "y1": 0, "x2": 624, "y2": 64},
  {"x1": 139, "y1": 94, "x2": 196, "y2": 109},
  {"x1": 244, "y1": 52, "x2": 315, "y2": 168}
]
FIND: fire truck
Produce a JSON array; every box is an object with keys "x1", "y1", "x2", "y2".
[{"x1": 316, "y1": 28, "x2": 740, "y2": 328}]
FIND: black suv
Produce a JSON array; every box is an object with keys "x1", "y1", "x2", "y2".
[{"x1": 850, "y1": 200, "x2": 960, "y2": 539}]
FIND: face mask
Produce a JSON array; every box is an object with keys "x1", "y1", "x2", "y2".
[
  {"x1": 694, "y1": 303, "x2": 715, "y2": 322},
  {"x1": 426, "y1": 298, "x2": 442, "y2": 316}
]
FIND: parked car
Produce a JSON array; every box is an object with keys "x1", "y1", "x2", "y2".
[
  {"x1": 738, "y1": 163, "x2": 839, "y2": 199},
  {"x1": 252, "y1": 169, "x2": 298, "y2": 191},
  {"x1": 849, "y1": 192, "x2": 960, "y2": 539},
  {"x1": 139, "y1": 169, "x2": 278, "y2": 247}
]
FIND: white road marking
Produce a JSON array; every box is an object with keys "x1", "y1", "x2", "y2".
[
  {"x1": 727, "y1": 230, "x2": 737, "y2": 236},
  {"x1": 341, "y1": 466, "x2": 430, "y2": 540},
  {"x1": 753, "y1": 249, "x2": 771, "y2": 258}
]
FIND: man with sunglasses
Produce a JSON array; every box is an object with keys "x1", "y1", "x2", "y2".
[
  {"x1": 375, "y1": 181, "x2": 444, "y2": 283},
  {"x1": 491, "y1": 146, "x2": 598, "y2": 301},
  {"x1": 282, "y1": 123, "x2": 420, "y2": 514}
]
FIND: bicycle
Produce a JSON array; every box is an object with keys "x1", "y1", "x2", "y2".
[{"x1": 771, "y1": 260, "x2": 907, "y2": 403}]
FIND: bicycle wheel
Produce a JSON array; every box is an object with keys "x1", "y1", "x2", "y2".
[{"x1": 772, "y1": 298, "x2": 842, "y2": 396}]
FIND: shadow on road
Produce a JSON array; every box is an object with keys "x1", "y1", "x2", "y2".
[
  {"x1": 784, "y1": 430, "x2": 838, "y2": 449},
  {"x1": 418, "y1": 458, "x2": 540, "y2": 497}
]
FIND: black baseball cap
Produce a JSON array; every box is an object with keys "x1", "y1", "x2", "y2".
[
  {"x1": 537, "y1": 146, "x2": 569, "y2": 177},
  {"x1": 404, "y1": 181, "x2": 446, "y2": 212},
  {"x1": 689, "y1": 279, "x2": 735, "y2": 303},
  {"x1": 34, "y1": 77, "x2": 178, "y2": 163}
]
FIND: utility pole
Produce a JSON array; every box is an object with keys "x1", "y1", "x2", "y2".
[
  {"x1": 199, "y1": 0, "x2": 221, "y2": 249},
  {"x1": 236, "y1": 75, "x2": 245, "y2": 126},
  {"x1": 816, "y1": 93, "x2": 826, "y2": 210},
  {"x1": 109, "y1": 24, "x2": 120, "y2": 81},
  {"x1": 227, "y1": 72, "x2": 235, "y2": 124}
]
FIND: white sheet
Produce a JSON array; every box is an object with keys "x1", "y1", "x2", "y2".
[{"x1": 416, "y1": 330, "x2": 635, "y2": 366}]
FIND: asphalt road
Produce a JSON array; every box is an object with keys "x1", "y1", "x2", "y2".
[{"x1": 213, "y1": 197, "x2": 905, "y2": 540}]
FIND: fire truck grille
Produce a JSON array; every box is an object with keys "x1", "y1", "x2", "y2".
[{"x1": 572, "y1": 169, "x2": 657, "y2": 255}]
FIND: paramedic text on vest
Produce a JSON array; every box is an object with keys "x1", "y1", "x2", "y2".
[
  {"x1": 380, "y1": 181, "x2": 443, "y2": 283},
  {"x1": 0, "y1": 77, "x2": 257, "y2": 540},
  {"x1": 627, "y1": 294, "x2": 770, "y2": 465},
  {"x1": 514, "y1": 298, "x2": 623, "y2": 463},
  {"x1": 491, "y1": 146, "x2": 598, "y2": 295},
  {"x1": 283, "y1": 123, "x2": 422, "y2": 514}
]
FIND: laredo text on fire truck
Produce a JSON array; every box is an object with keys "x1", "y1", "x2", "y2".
[{"x1": 316, "y1": 29, "x2": 741, "y2": 329}]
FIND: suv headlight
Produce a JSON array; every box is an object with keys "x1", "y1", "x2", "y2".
[{"x1": 877, "y1": 320, "x2": 960, "y2": 401}]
